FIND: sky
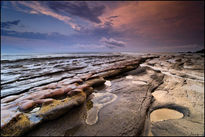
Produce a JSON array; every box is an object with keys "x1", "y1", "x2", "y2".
[{"x1": 1, "y1": 1, "x2": 204, "y2": 53}]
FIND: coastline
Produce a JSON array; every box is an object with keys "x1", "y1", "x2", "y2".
[{"x1": 1, "y1": 52, "x2": 204, "y2": 136}]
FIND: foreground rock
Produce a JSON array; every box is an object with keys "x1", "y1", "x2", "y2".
[
  {"x1": 1, "y1": 56, "x2": 155, "y2": 136},
  {"x1": 26, "y1": 65, "x2": 164, "y2": 136},
  {"x1": 1, "y1": 53, "x2": 204, "y2": 136},
  {"x1": 142, "y1": 53, "x2": 204, "y2": 136}
]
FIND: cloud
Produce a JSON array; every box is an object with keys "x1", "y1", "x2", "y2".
[
  {"x1": 30, "y1": 10, "x2": 39, "y2": 14},
  {"x1": 1, "y1": 20, "x2": 20, "y2": 29},
  {"x1": 100, "y1": 37, "x2": 126, "y2": 48},
  {"x1": 107, "y1": 15, "x2": 118, "y2": 20},
  {"x1": 74, "y1": 44, "x2": 107, "y2": 51},
  {"x1": 1, "y1": 29, "x2": 67, "y2": 41},
  {"x1": 10, "y1": 1, "x2": 106, "y2": 30},
  {"x1": 1, "y1": 29, "x2": 103, "y2": 46},
  {"x1": 11, "y1": 1, "x2": 81, "y2": 31},
  {"x1": 100, "y1": 1, "x2": 204, "y2": 48},
  {"x1": 47, "y1": 1, "x2": 105, "y2": 23},
  {"x1": 3, "y1": 1, "x2": 204, "y2": 52}
]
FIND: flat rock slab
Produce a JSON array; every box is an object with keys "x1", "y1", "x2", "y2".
[{"x1": 26, "y1": 66, "x2": 164, "y2": 136}]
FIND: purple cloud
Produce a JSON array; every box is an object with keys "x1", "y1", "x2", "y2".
[
  {"x1": 101, "y1": 37, "x2": 126, "y2": 48},
  {"x1": 1, "y1": 20, "x2": 20, "y2": 29},
  {"x1": 47, "y1": 1, "x2": 105, "y2": 23}
]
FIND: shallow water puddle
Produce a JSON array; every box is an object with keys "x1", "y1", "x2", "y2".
[
  {"x1": 30, "y1": 107, "x2": 41, "y2": 113},
  {"x1": 125, "y1": 75, "x2": 147, "y2": 85},
  {"x1": 104, "y1": 80, "x2": 112, "y2": 87},
  {"x1": 150, "y1": 108, "x2": 183, "y2": 122},
  {"x1": 85, "y1": 92, "x2": 117, "y2": 125},
  {"x1": 105, "y1": 80, "x2": 112, "y2": 92},
  {"x1": 126, "y1": 75, "x2": 133, "y2": 79}
]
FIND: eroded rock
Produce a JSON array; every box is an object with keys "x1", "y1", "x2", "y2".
[
  {"x1": 25, "y1": 60, "x2": 164, "y2": 136},
  {"x1": 1, "y1": 57, "x2": 150, "y2": 136},
  {"x1": 143, "y1": 53, "x2": 204, "y2": 136}
]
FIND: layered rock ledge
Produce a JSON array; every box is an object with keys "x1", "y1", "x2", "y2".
[
  {"x1": 1, "y1": 53, "x2": 204, "y2": 136},
  {"x1": 1, "y1": 56, "x2": 156, "y2": 136}
]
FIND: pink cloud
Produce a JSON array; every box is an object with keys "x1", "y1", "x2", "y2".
[{"x1": 100, "y1": 1, "x2": 204, "y2": 42}]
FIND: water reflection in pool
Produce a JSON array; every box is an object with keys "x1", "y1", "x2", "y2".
[{"x1": 85, "y1": 92, "x2": 117, "y2": 125}]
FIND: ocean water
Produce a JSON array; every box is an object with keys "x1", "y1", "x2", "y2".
[{"x1": 1, "y1": 53, "x2": 141, "y2": 97}]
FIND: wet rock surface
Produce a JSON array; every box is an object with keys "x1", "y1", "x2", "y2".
[
  {"x1": 25, "y1": 65, "x2": 164, "y2": 136},
  {"x1": 1, "y1": 54, "x2": 155, "y2": 136},
  {"x1": 1, "y1": 53, "x2": 204, "y2": 136},
  {"x1": 1, "y1": 54, "x2": 128, "y2": 97}
]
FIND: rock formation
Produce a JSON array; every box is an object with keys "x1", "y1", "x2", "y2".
[{"x1": 1, "y1": 53, "x2": 204, "y2": 136}]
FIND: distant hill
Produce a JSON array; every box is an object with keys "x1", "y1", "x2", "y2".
[{"x1": 195, "y1": 49, "x2": 204, "y2": 53}]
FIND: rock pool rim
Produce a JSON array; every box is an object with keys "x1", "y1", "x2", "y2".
[
  {"x1": 143, "y1": 103, "x2": 190, "y2": 136},
  {"x1": 149, "y1": 103, "x2": 190, "y2": 118}
]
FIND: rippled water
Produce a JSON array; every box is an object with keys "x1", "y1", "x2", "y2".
[{"x1": 1, "y1": 53, "x2": 138, "y2": 97}]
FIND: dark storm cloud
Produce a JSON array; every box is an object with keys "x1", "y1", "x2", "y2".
[
  {"x1": 1, "y1": 20, "x2": 20, "y2": 29},
  {"x1": 47, "y1": 1, "x2": 105, "y2": 23}
]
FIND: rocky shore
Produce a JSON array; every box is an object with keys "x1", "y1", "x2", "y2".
[
  {"x1": 1, "y1": 53, "x2": 204, "y2": 136},
  {"x1": 143, "y1": 53, "x2": 204, "y2": 136}
]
